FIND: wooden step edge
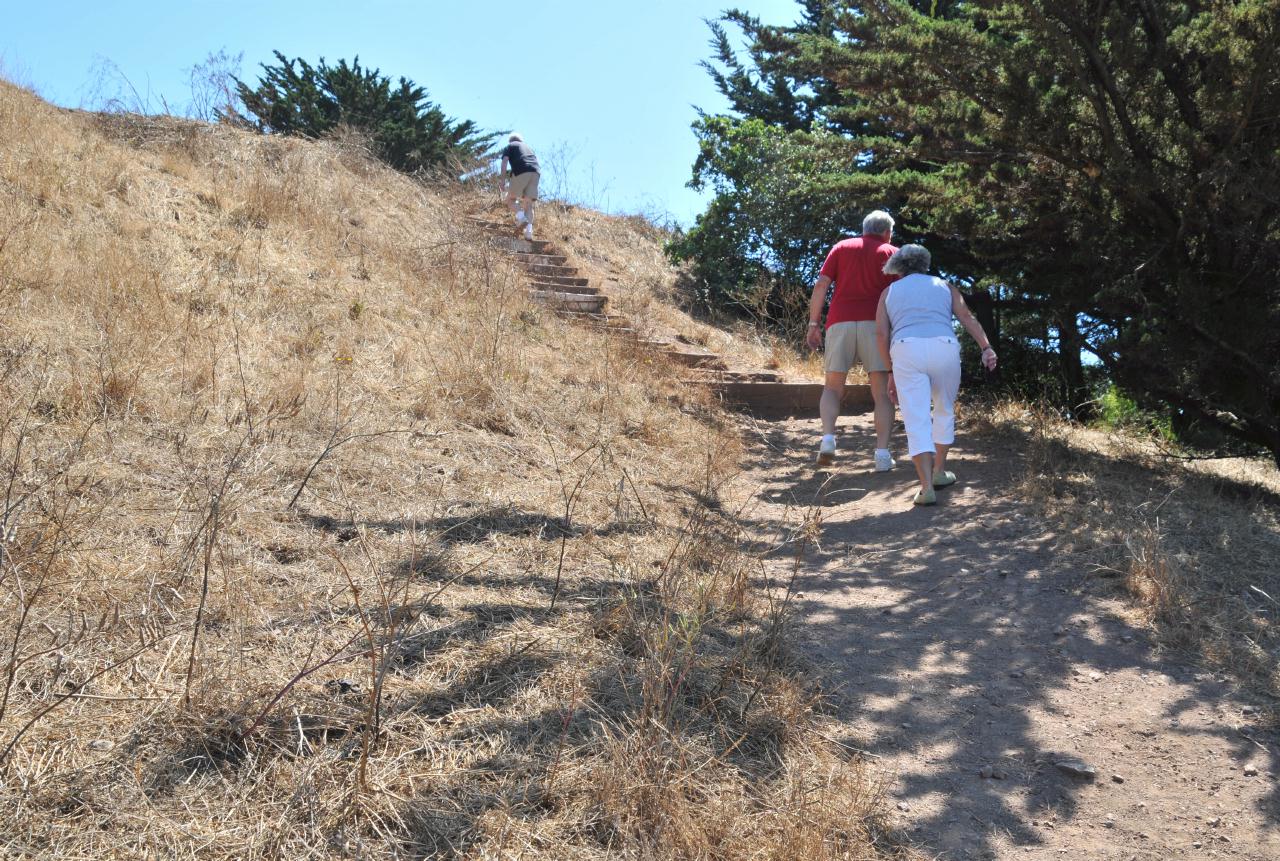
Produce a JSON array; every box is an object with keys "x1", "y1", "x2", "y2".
[
  {"x1": 514, "y1": 253, "x2": 570, "y2": 266},
  {"x1": 526, "y1": 281, "x2": 600, "y2": 296},
  {"x1": 527, "y1": 275, "x2": 590, "y2": 287},
  {"x1": 529, "y1": 290, "x2": 608, "y2": 309},
  {"x1": 685, "y1": 370, "x2": 784, "y2": 383},
  {"x1": 521, "y1": 263, "x2": 581, "y2": 276},
  {"x1": 686, "y1": 381, "x2": 873, "y2": 418}
]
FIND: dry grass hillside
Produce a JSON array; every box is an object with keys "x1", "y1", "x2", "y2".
[{"x1": 0, "y1": 82, "x2": 906, "y2": 859}]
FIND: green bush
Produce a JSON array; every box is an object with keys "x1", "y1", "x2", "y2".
[
  {"x1": 1095, "y1": 385, "x2": 1174, "y2": 442},
  {"x1": 231, "y1": 52, "x2": 496, "y2": 175}
]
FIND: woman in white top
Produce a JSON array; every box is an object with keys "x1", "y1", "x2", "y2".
[{"x1": 874, "y1": 245, "x2": 998, "y2": 505}]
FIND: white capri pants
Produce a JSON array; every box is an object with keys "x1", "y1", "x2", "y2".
[{"x1": 890, "y1": 336, "x2": 961, "y2": 458}]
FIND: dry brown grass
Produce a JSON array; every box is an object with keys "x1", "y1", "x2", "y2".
[
  {"x1": 0, "y1": 82, "x2": 905, "y2": 859},
  {"x1": 978, "y1": 401, "x2": 1280, "y2": 710},
  {"x1": 529, "y1": 202, "x2": 834, "y2": 382}
]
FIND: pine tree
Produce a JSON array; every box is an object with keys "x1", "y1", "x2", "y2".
[
  {"x1": 230, "y1": 52, "x2": 496, "y2": 174},
  {"x1": 678, "y1": 0, "x2": 1280, "y2": 462}
]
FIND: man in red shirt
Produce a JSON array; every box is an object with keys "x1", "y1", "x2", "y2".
[{"x1": 806, "y1": 210, "x2": 899, "y2": 469}]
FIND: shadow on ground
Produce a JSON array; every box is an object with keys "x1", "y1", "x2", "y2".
[{"x1": 739, "y1": 413, "x2": 1280, "y2": 860}]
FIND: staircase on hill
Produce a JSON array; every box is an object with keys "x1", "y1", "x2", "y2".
[{"x1": 468, "y1": 214, "x2": 873, "y2": 419}]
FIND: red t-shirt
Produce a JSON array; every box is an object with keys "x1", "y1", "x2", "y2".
[{"x1": 819, "y1": 236, "x2": 898, "y2": 326}]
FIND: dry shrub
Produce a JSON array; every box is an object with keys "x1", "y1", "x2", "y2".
[
  {"x1": 982, "y1": 401, "x2": 1280, "y2": 706},
  {"x1": 0, "y1": 82, "x2": 903, "y2": 859}
]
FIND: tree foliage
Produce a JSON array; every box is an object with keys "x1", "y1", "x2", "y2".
[
  {"x1": 676, "y1": 0, "x2": 1280, "y2": 462},
  {"x1": 231, "y1": 52, "x2": 496, "y2": 174}
]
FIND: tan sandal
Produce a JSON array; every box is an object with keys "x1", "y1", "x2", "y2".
[
  {"x1": 913, "y1": 488, "x2": 937, "y2": 506},
  {"x1": 932, "y1": 470, "x2": 957, "y2": 488}
]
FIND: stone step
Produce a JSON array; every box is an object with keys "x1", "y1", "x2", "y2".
[
  {"x1": 687, "y1": 369, "x2": 784, "y2": 383},
  {"x1": 522, "y1": 262, "x2": 581, "y2": 279},
  {"x1": 489, "y1": 236, "x2": 555, "y2": 255},
  {"x1": 528, "y1": 273, "x2": 589, "y2": 288},
  {"x1": 515, "y1": 252, "x2": 569, "y2": 267},
  {"x1": 691, "y1": 381, "x2": 873, "y2": 419},
  {"x1": 529, "y1": 290, "x2": 607, "y2": 313},
  {"x1": 469, "y1": 217, "x2": 516, "y2": 232},
  {"x1": 634, "y1": 340, "x2": 725, "y2": 369},
  {"x1": 555, "y1": 311, "x2": 632, "y2": 329},
  {"x1": 526, "y1": 279, "x2": 600, "y2": 296},
  {"x1": 659, "y1": 350, "x2": 727, "y2": 369}
]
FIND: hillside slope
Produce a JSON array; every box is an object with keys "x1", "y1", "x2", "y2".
[{"x1": 0, "y1": 83, "x2": 903, "y2": 859}]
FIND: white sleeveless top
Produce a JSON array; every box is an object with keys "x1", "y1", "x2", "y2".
[{"x1": 885, "y1": 273, "x2": 954, "y2": 341}]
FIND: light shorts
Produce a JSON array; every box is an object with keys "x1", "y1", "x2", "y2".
[
  {"x1": 508, "y1": 171, "x2": 540, "y2": 201},
  {"x1": 824, "y1": 320, "x2": 888, "y2": 374}
]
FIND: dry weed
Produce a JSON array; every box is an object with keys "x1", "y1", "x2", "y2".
[
  {"x1": 0, "y1": 82, "x2": 903, "y2": 859},
  {"x1": 980, "y1": 401, "x2": 1280, "y2": 709}
]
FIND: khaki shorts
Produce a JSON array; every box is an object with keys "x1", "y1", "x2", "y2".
[
  {"x1": 824, "y1": 320, "x2": 888, "y2": 374},
  {"x1": 509, "y1": 171, "x2": 540, "y2": 200}
]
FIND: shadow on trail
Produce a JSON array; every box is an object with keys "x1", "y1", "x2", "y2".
[
  {"x1": 742, "y1": 415, "x2": 1280, "y2": 859},
  {"x1": 300, "y1": 504, "x2": 653, "y2": 547}
]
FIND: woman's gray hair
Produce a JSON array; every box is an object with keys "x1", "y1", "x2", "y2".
[
  {"x1": 883, "y1": 244, "x2": 932, "y2": 276},
  {"x1": 862, "y1": 210, "x2": 895, "y2": 237},
  {"x1": 509, "y1": 132, "x2": 523, "y2": 142}
]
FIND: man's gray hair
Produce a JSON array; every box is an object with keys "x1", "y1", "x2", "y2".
[
  {"x1": 862, "y1": 210, "x2": 895, "y2": 237},
  {"x1": 509, "y1": 132, "x2": 523, "y2": 142},
  {"x1": 883, "y1": 244, "x2": 932, "y2": 276}
]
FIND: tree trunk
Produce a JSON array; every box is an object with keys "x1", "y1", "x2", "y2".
[
  {"x1": 1057, "y1": 313, "x2": 1092, "y2": 421},
  {"x1": 964, "y1": 289, "x2": 999, "y2": 352}
]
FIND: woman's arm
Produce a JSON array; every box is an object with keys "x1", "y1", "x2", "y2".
[
  {"x1": 875, "y1": 291, "x2": 893, "y2": 370},
  {"x1": 950, "y1": 285, "x2": 998, "y2": 370},
  {"x1": 875, "y1": 291, "x2": 898, "y2": 402}
]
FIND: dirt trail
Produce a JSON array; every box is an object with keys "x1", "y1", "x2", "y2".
[{"x1": 742, "y1": 411, "x2": 1280, "y2": 860}]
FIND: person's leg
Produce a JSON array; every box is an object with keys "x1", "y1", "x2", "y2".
[
  {"x1": 820, "y1": 371, "x2": 847, "y2": 437},
  {"x1": 818, "y1": 324, "x2": 855, "y2": 455},
  {"x1": 891, "y1": 341, "x2": 934, "y2": 496},
  {"x1": 934, "y1": 443, "x2": 951, "y2": 476},
  {"x1": 928, "y1": 339, "x2": 962, "y2": 485},
  {"x1": 508, "y1": 173, "x2": 532, "y2": 225},
  {"x1": 869, "y1": 370, "x2": 893, "y2": 449},
  {"x1": 912, "y1": 451, "x2": 935, "y2": 490},
  {"x1": 521, "y1": 174, "x2": 539, "y2": 229},
  {"x1": 853, "y1": 321, "x2": 895, "y2": 463}
]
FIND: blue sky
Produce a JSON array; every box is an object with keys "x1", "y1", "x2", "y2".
[{"x1": 1, "y1": 0, "x2": 801, "y2": 225}]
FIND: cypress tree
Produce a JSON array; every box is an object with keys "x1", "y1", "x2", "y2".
[{"x1": 230, "y1": 52, "x2": 496, "y2": 174}]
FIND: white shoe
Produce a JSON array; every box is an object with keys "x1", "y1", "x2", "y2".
[
  {"x1": 874, "y1": 450, "x2": 896, "y2": 472},
  {"x1": 817, "y1": 436, "x2": 836, "y2": 466},
  {"x1": 523, "y1": 224, "x2": 534, "y2": 241},
  {"x1": 514, "y1": 210, "x2": 527, "y2": 226}
]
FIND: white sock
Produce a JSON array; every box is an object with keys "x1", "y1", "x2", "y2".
[
  {"x1": 875, "y1": 447, "x2": 890, "y2": 456},
  {"x1": 515, "y1": 210, "x2": 527, "y2": 225},
  {"x1": 822, "y1": 434, "x2": 835, "y2": 445}
]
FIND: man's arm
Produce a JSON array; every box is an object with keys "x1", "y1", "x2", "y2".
[
  {"x1": 950, "y1": 285, "x2": 998, "y2": 370},
  {"x1": 805, "y1": 274, "x2": 833, "y2": 350}
]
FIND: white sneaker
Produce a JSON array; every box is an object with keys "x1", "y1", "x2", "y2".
[
  {"x1": 514, "y1": 210, "x2": 527, "y2": 226},
  {"x1": 874, "y1": 449, "x2": 896, "y2": 472},
  {"x1": 816, "y1": 436, "x2": 836, "y2": 466},
  {"x1": 523, "y1": 223, "x2": 534, "y2": 241}
]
